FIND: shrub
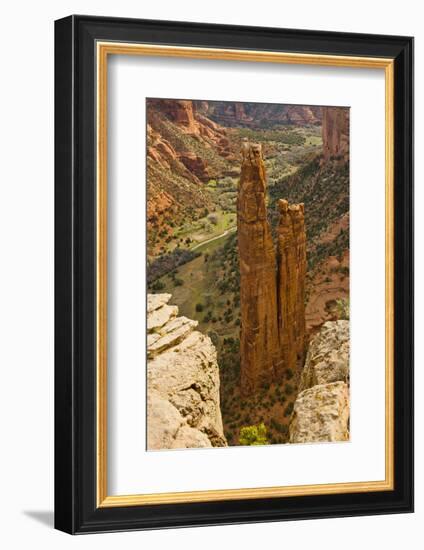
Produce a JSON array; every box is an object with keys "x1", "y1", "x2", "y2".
[
  {"x1": 285, "y1": 368, "x2": 294, "y2": 380},
  {"x1": 195, "y1": 303, "x2": 204, "y2": 312},
  {"x1": 284, "y1": 403, "x2": 294, "y2": 417},
  {"x1": 239, "y1": 423, "x2": 268, "y2": 446},
  {"x1": 207, "y1": 213, "x2": 219, "y2": 225},
  {"x1": 270, "y1": 418, "x2": 288, "y2": 435},
  {"x1": 284, "y1": 383, "x2": 294, "y2": 396},
  {"x1": 151, "y1": 280, "x2": 165, "y2": 291}
]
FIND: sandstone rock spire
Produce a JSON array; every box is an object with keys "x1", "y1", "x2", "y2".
[
  {"x1": 277, "y1": 199, "x2": 307, "y2": 376},
  {"x1": 237, "y1": 142, "x2": 282, "y2": 394},
  {"x1": 237, "y1": 143, "x2": 307, "y2": 394}
]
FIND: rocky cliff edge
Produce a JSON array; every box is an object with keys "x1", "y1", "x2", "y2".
[
  {"x1": 289, "y1": 320, "x2": 350, "y2": 443},
  {"x1": 147, "y1": 293, "x2": 227, "y2": 450}
]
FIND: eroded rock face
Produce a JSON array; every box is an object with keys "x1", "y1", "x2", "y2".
[
  {"x1": 322, "y1": 107, "x2": 349, "y2": 161},
  {"x1": 178, "y1": 151, "x2": 210, "y2": 182},
  {"x1": 289, "y1": 320, "x2": 350, "y2": 443},
  {"x1": 237, "y1": 144, "x2": 307, "y2": 393},
  {"x1": 149, "y1": 99, "x2": 200, "y2": 134},
  {"x1": 147, "y1": 294, "x2": 227, "y2": 450}
]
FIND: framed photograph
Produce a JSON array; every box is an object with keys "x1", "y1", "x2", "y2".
[{"x1": 54, "y1": 15, "x2": 413, "y2": 534}]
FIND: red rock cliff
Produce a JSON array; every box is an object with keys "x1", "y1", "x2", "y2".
[
  {"x1": 237, "y1": 144, "x2": 307, "y2": 394},
  {"x1": 322, "y1": 107, "x2": 349, "y2": 161}
]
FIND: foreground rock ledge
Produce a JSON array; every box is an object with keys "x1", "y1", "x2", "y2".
[
  {"x1": 289, "y1": 381, "x2": 349, "y2": 443},
  {"x1": 289, "y1": 320, "x2": 350, "y2": 443},
  {"x1": 147, "y1": 293, "x2": 227, "y2": 450}
]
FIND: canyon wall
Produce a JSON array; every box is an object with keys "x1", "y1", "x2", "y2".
[
  {"x1": 146, "y1": 99, "x2": 236, "y2": 255},
  {"x1": 147, "y1": 293, "x2": 227, "y2": 449},
  {"x1": 237, "y1": 144, "x2": 306, "y2": 393},
  {"x1": 289, "y1": 320, "x2": 350, "y2": 443},
  {"x1": 322, "y1": 106, "x2": 349, "y2": 161},
  {"x1": 199, "y1": 101, "x2": 322, "y2": 128}
]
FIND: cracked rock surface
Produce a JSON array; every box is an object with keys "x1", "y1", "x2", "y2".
[
  {"x1": 290, "y1": 320, "x2": 350, "y2": 443},
  {"x1": 147, "y1": 294, "x2": 227, "y2": 450}
]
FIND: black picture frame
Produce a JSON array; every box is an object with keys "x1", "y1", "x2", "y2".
[{"x1": 55, "y1": 14, "x2": 414, "y2": 534}]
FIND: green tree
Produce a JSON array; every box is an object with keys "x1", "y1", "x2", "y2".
[{"x1": 239, "y1": 423, "x2": 268, "y2": 446}]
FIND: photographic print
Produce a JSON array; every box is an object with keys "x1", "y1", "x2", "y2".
[
  {"x1": 146, "y1": 98, "x2": 349, "y2": 450},
  {"x1": 55, "y1": 18, "x2": 413, "y2": 532}
]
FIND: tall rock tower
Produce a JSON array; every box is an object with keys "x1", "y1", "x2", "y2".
[
  {"x1": 237, "y1": 142, "x2": 307, "y2": 394},
  {"x1": 237, "y1": 143, "x2": 282, "y2": 394},
  {"x1": 322, "y1": 106, "x2": 349, "y2": 162},
  {"x1": 277, "y1": 199, "x2": 307, "y2": 376}
]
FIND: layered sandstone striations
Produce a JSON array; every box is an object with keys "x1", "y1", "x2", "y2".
[
  {"x1": 237, "y1": 143, "x2": 307, "y2": 394},
  {"x1": 147, "y1": 293, "x2": 227, "y2": 450},
  {"x1": 277, "y1": 199, "x2": 307, "y2": 375},
  {"x1": 237, "y1": 144, "x2": 282, "y2": 394},
  {"x1": 289, "y1": 320, "x2": 350, "y2": 443},
  {"x1": 322, "y1": 106, "x2": 349, "y2": 161}
]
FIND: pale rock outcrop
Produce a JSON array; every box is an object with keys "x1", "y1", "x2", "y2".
[
  {"x1": 289, "y1": 320, "x2": 350, "y2": 443},
  {"x1": 147, "y1": 304, "x2": 178, "y2": 332},
  {"x1": 289, "y1": 381, "x2": 349, "y2": 443},
  {"x1": 147, "y1": 294, "x2": 227, "y2": 450},
  {"x1": 147, "y1": 292, "x2": 172, "y2": 313},
  {"x1": 299, "y1": 320, "x2": 349, "y2": 391}
]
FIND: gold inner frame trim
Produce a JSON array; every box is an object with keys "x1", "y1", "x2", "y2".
[{"x1": 96, "y1": 41, "x2": 395, "y2": 508}]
